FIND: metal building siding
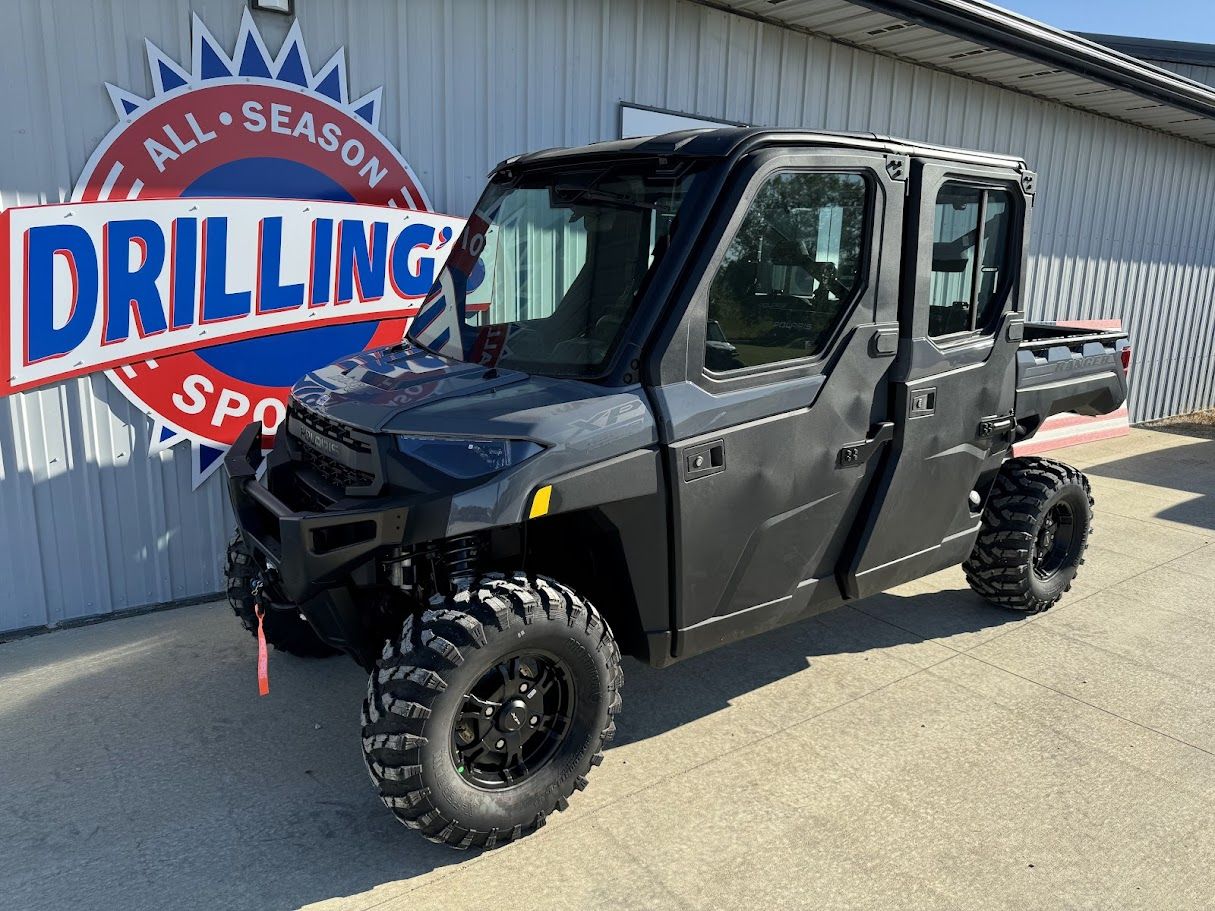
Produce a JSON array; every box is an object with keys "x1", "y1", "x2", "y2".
[{"x1": 0, "y1": 0, "x2": 1213, "y2": 633}]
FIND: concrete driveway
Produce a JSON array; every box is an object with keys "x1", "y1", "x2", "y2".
[{"x1": 2, "y1": 428, "x2": 1213, "y2": 911}]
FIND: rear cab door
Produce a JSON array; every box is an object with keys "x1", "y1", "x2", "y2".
[
  {"x1": 649, "y1": 146, "x2": 907, "y2": 658},
  {"x1": 843, "y1": 155, "x2": 1033, "y2": 599}
]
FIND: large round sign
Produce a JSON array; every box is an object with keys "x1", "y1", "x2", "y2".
[{"x1": 70, "y1": 12, "x2": 435, "y2": 482}]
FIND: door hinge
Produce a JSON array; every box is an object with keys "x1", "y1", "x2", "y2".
[{"x1": 837, "y1": 422, "x2": 894, "y2": 468}]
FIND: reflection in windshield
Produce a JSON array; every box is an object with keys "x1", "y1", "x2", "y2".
[{"x1": 408, "y1": 161, "x2": 705, "y2": 376}]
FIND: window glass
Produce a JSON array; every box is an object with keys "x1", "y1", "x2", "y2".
[
  {"x1": 929, "y1": 183, "x2": 1014, "y2": 337},
  {"x1": 408, "y1": 161, "x2": 706, "y2": 375},
  {"x1": 705, "y1": 171, "x2": 868, "y2": 372},
  {"x1": 976, "y1": 191, "x2": 1011, "y2": 325}
]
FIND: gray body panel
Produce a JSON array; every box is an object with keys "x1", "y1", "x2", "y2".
[
  {"x1": 1016, "y1": 331, "x2": 1131, "y2": 427},
  {"x1": 225, "y1": 128, "x2": 1130, "y2": 669},
  {"x1": 291, "y1": 346, "x2": 659, "y2": 531},
  {"x1": 647, "y1": 146, "x2": 906, "y2": 657}
]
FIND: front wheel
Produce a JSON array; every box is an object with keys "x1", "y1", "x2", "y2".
[
  {"x1": 362, "y1": 574, "x2": 623, "y2": 849},
  {"x1": 964, "y1": 456, "x2": 1094, "y2": 614}
]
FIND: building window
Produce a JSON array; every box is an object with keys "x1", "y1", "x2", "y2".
[
  {"x1": 705, "y1": 171, "x2": 869, "y2": 373},
  {"x1": 929, "y1": 183, "x2": 1014, "y2": 337}
]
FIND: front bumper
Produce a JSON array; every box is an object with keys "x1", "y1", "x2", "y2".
[{"x1": 225, "y1": 423, "x2": 407, "y2": 603}]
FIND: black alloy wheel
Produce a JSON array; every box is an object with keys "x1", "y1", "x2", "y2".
[
  {"x1": 964, "y1": 456, "x2": 1094, "y2": 614},
  {"x1": 452, "y1": 652, "x2": 575, "y2": 789},
  {"x1": 362, "y1": 574, "x2": 623, "y2": 849},
  {"x1": 1033, "y1": 501, "x2": 1079, "y2": 581}
]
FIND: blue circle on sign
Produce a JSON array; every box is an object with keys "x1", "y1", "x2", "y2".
[{"x1": 181, "y1": 158, "x2": 379, "y2": 387}]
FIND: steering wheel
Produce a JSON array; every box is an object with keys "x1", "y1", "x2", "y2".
[{"x1": 805, "y1": 261, "x2": 850, "y2": 301}]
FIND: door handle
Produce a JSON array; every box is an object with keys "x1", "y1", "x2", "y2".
[
  {"x1": 837, "y1": 422, "x2": 894, "y2": 468},
  {"x1": 684, "y1": 440, "x2": 726, "y2": 481}
]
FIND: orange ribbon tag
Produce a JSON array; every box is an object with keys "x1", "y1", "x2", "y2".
[{"x1": 254, "y1": 602, "x2": 270, "y2": 696}]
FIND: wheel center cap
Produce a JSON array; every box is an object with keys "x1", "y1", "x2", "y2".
[{"x1": 496, "y1": 698, "x2": 529, "y2": 733}]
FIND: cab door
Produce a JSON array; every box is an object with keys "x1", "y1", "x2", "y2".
[
  {"x1": 650, "y1": 149, "x2": 906, "y2": 658},
  {"x1": 842, "y1": 158, "x2": 1030, "y2": 599}
]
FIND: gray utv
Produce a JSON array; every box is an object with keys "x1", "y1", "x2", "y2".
[{"x1": 226, "y1": 128, "x2": 1131, "y2": 849}]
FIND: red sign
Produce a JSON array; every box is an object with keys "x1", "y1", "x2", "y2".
[{"x1": 3, "y1": 11, "x2": 447, "y2": 485}]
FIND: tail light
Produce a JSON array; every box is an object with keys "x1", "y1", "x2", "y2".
[{"x1": 1120, "y1": 344, "x2": 1132, "y2": 371}]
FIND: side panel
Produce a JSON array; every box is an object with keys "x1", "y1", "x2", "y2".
[
  {"x1": 843, "y1": 159, "x2": 1031, "y2": 599},
  {"x1": 843, "y1": 327, "x2": 1019, "y2": 598},
  {"x1": 664, "y1": 325, "x2": 897, "y2": 657},
  {"x1": 649, "y1": 149, "x2": 907, "y2": 660}
]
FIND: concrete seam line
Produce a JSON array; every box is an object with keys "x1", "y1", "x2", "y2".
[
  {"x1": 1005, "y1": 620, "x2": 1215, "y2": 692},
  {"x1": 1162, "y1": 542, "x2": 1215, "y2": 570},
  {"x1": 852, "y1": 580, "x2": 1107, "y2": 659},
  {"x1": 1085, "y1": 507, "x2": 1215, "y2": 541},
  {"x1": 848, "y1": 604, "x2": 969, "y2": 657},
  {"x1": 948, "y1": 539, "x2": 1215, "y2": 657},
  {"x1": 371, "y1": 655, "x2": 964, "y2": 903},
  {"x1": 919, "y1": 658, "x2": 1215, "y2": 804},
  {"x1": 956, "y1": 651, "x2": 1215, "y2": 760}
]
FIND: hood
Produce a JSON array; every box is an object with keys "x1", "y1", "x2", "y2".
[
  {"x1": 290, "y1": 345, "x2": 528, "y2": 432},
  {"x1": 289, "y1": 345, "x2": 658, "y2": 454}
]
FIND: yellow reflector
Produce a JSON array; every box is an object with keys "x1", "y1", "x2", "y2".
[{"x1": 529, "y1": 485, "x2": 553, "y2": 519}]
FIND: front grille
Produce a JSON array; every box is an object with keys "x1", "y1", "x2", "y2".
[
  {"x1": 286, "y1": 472, "x2": 336, "y2": 512},
  {"x1": 288, "y1": 402, "x2": 372, "y2": 453},
  {"x1": 299, "y1": 444, "x2": 375, "y2": 490}
]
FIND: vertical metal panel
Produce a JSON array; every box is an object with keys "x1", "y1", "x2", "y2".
[{"x1": 1, "y1": 0, "x2": 1214, "y2": 633}]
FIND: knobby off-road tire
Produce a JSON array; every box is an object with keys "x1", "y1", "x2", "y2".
[
  {"x1": 225, "y1": 530, "x2": 338, "y2": 658},
  {"x1": 362, "y1": 574, "x2": 623, "y2": 850},
  {"x1": 964, "y1": 456, "x2": 1094, "y2": 614}
]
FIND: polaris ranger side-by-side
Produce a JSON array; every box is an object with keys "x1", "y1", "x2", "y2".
[{"x1": 226, "y1": 129, "x2": 1130, "y2": 849}]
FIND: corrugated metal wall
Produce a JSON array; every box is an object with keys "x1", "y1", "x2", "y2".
[{"x1": 2, "y1": 0, "x2": 1214, "y2": 633}]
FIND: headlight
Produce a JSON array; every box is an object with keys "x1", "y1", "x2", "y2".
[{"x1": 396, "y1": 436, "x2": 543, "y2": 479}]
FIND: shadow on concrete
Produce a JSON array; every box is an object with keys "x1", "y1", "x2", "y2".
[
  {"x1": 1081, "y1": 436, "x2": 1215, "y2": 532},
  {"x1": 2, "y1": 583, "x2": 1018, "y2": 911},
  {"x1": 613, "y1": 585, "x2": 1019, "y2": 750}
]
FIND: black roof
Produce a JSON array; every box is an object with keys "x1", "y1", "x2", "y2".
[
  {"x1": 501, "y1": 128, "x2": 1028, "y2": 173},
  {"x1": 1080, "y1": 33, "x2": 1215, "y2": 69}
]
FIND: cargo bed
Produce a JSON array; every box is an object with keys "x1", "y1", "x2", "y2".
[{"x1": 1016, "y1": 322, "x2": 1131, "y2": 438}]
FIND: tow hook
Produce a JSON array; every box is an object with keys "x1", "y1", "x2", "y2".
[{"x1": 250, "y1": 576, "x2": 270, "y2": 696}]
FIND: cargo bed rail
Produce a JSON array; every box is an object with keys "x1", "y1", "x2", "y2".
[{"x1": 1015, "y1": 323, "x2": 1130, "y2": 439}]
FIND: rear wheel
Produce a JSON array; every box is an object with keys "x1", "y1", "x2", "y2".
[
  {"x1": 225, "y1": 531, "x2": 338, "y2": 658},
  {"x1": 964, "y1": 457, "x2": 1093, "y2": 614},
  {"x1": 362, "y1": 574, "x2": 623, "y2": 849}
]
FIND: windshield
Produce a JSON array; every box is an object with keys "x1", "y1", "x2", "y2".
[{"x1": 407, "y1": 160, "x2": 707, "y2": 376}]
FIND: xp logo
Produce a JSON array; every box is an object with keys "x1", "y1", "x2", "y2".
[{"x1": 2, "y1": 11, "x2": 460, "y2": 485}]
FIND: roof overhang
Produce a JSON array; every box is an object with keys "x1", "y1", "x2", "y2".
[
  {"x1": 1079, "y1": 33, "x2": 1215, "y2": 70},
  {"x1": 697, "y1": 0, "x2": 1215, "y2": 147}
]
